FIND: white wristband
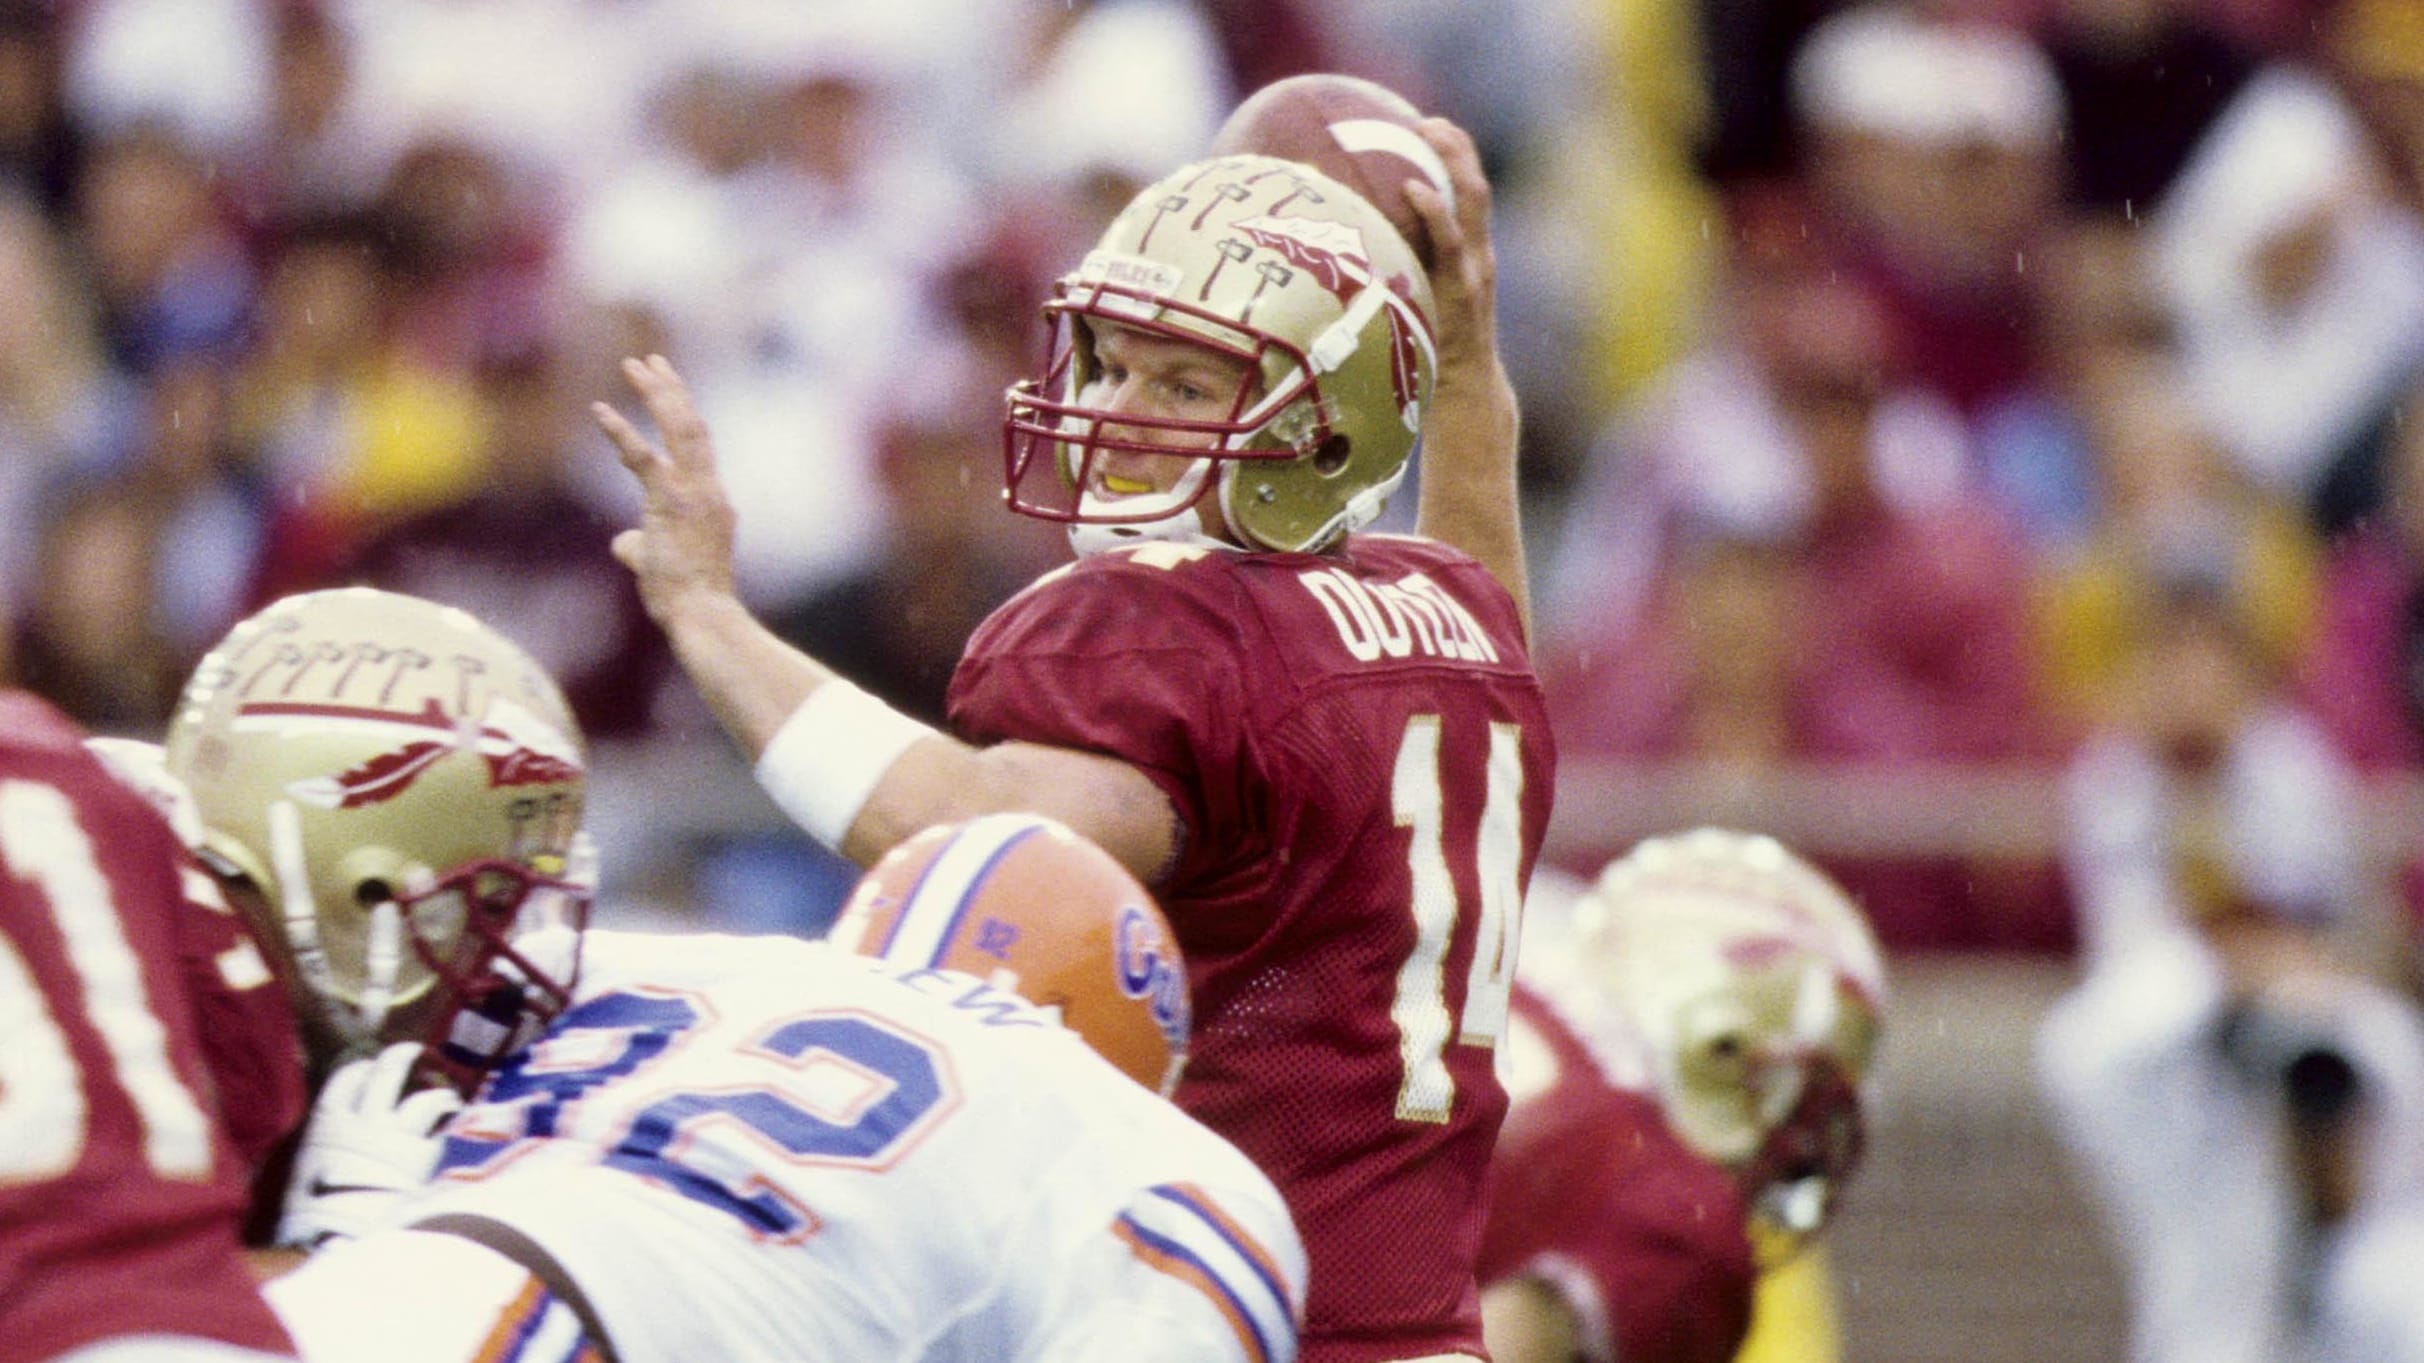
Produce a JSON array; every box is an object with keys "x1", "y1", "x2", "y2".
[{"x1": 754, "y1": 680, "x2": 935, "y2": 848}]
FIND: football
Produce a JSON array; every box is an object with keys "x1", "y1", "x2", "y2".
[{"x1": 1209, "y1": 72, "x2": 1452, "y2": 270}]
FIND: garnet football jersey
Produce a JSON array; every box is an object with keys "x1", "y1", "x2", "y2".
[
  {"x1": 950, "y1": 534, "x2": 1556, "y2": 1362},
  {"x1": 1479, "y1": 985, "x2": 1756, "y2": 1363},
  {"x1": 0, "y1": 691, "x2": 300, "y2": 1362}
]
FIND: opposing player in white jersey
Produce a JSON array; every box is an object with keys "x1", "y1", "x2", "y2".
[{"x1": 267, "y1": 814, "x2": 1303, "y2": 1363}]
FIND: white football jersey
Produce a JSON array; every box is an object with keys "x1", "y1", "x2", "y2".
[{"x1": 273, "y1": 929, "x2": 1304, "y2": 1363}]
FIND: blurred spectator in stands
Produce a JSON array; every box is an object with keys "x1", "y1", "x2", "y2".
[
  {"x1": 2202, "y1": 0, "x2": 2332, "y2": 50},
  {"x1": 370, "y1": 133, "x2": 560, "y2": 374},
  {"x1": 1544, "y1": 254, "x2": 1968, "y2": 646},
  {"x1": 1789, "y1": 4, "x2": 2067, "y2": 428},
  {"x1": 925, "y1": 223, "x2": 1057, "y2": 399},
  {"x1": 1196, "y1": 0, "x2": 1341, "y2": 101},
  {"x1": 2044, "y1": 0, "x2": 2259, "y2": 215},
  {"x1": 8, "y1": 479, "x2": 181, "y2": 731},
  {"x1": 11, "y1": 351, "x2": 260, "y2": 729},
  {"x1": 129, "y1": 357, "x2": 265, "y2": 658},
  {"x1": 2300, "y1": 366, "x2": 2424, "y2": 777},
  {"x1": 62, "y1": 0, "x2": 269, "y2": 166},
  {"x1": 1462, "y1": 0, "x2": 1723, "y2": 507},
  {"x1": 765, "y1": 393, "x2": 1059, "y2": 731},
  {"x1": 2298, "y1": 364, "x2": 2424, "y2": 936},
  {"x1": 565, "y1": 54, "x2": 767, "y2": 384},
  {"x1": 657, "y1": 16, "x2": 977, "y2": 614},
  {"x1": 2146, "y1": 56, "x2": 2424, "y2": 534},
  {"x1": 742, "y1": 37, "x2": 969, "y2": 399},
  {"x1": 331, "y1": 0, "x2": 654, "y2": 199},
  {"x1": 993, "y1": 0, "x2": 1230, "y2": 225},
  {"x1": 233, "y1": 211, "x2": 490, "y2": 602},
  {"x1": 1545, "y1": 526, "x2": 1799, "y2": 776},
  {"x1": 2033, "y1": 358, "x2": 2323, "y2": 735},
  {"x1": 73, "y1": 122, "x2": 253, "y2": 378},
  {"x1": 0, "y1": 2, "x2": 83, "y2": 225},
  {"x1": 1972, "y1": 213, "x2": 2178, "y2": 550},
  {"x1": 231, "y1": 3, "x2": 389, "y2": 236},
  {"x1": 1543, "y1": 266, "x2": 2067, "y2": 948},
  {"x1": 2042, "y1": 556, "x2": 2424, "y2": 1362},
  {"x1": 2325, "y1": 0, "x2": 2424, "y2": 212},
  {"x1": 340, "y1": 334, "x2": 671, "y2": 743},
  {"x1": 2283, "y1": 0, "x2": 2424, "y2": 536},
  {"x1": 1695, "y1": 0, "x2": 1852, "y2": 189},
  {"x1": 0, "y1": 192, "x2": 116, "y2": 634}
]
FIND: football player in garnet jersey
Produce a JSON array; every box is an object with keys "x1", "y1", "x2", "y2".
[
  {"x1": 6, "y1": 584, "x2": 607, "y2": 1362},
  {"x1": 1478, "y1": 830, "x2": 1887, "y2": 1363},
  {"x1": 595, "y1": 117, "x2": 1549, "y2": 1363},
  {"x1": 0, "y1": 690, "x2": 305, "y2": 1363}
]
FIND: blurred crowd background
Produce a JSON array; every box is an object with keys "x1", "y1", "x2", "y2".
[
  {"x1": 14, "y1": 0, "x2": 2424, "y2": 1354},
  {"x1": 1, "y1": 0, "x2": 2421, "y2": 974}
]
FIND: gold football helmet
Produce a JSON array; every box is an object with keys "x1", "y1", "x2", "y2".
[
  {"x1": 1570, "y1": 828, "x2": 1887, "y2": 1259},
  {"x1": 1002, "y1": 152, "x2": 1437, "y2": 554},
  {"x1": 165, "y1": 588, "x2": 591, "y2": 1085}
]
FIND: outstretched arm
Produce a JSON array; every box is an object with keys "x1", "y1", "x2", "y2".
[
  {"x1": 591, "y1": 357, "x2": 813, "y2": 756},
  {"x1": 1407, "y1": 117, "x2": 1529, "y2": 640},
  {"x1": 592, "y1": 357, "x2": 1179, "y2": 879}
]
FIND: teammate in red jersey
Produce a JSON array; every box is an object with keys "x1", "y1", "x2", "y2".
[
  {"x1": 595, "y1": 121, "x2": 1548, "y2": 1363},
  {"x1": 4, "y1": 585, "x2": 600, "y2": 1361},
  {"x1": 1478, "y1": 830, "x2": 1888, "y2": 1363},
  {"x1": 0, "y1": 689, "x2": 304, "y2": 1363}
]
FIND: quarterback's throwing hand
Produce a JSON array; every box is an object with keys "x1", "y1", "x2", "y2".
[
  {"x1": 592, "y1": 354, "x2": 740, "y2": 622},
  {"x1": 1404, "y1": 118, "x2": 1501, "y2": 384},
  {"x1": 1403, "y1": 117, "x2": 1527, "y2": 630}
]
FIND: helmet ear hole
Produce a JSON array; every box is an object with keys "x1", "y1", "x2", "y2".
[{"x1": 1312, "y1": 434, "x2": 1352, "y2": 476}]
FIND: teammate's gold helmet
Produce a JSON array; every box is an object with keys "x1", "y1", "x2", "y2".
[
  {"x1": 1003, "y1": 152, "x2": 1437, "y2": 555},
  {"x1": 166, "y1": 588, "x2": 591, "y2": 1083},
  {"x1": 1571, "y1": 828, "x2": 1887, "y2": 1259}
]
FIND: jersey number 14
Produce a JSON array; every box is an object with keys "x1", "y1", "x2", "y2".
[{"x1": 1389, "y1": 716, "x2": 1524, "y2": 1124}]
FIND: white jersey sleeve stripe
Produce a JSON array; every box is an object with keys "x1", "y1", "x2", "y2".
[
  {"x1": 473, "y1": 1276, "x2": 608, "y2": 1363},
  {"x1": 1114, "y1": 1183, "x2": 1299, "y2": 1363},
  {"x1": 1113, "y1": 1218, "x2": 1276, "y2": 1363},
  {"x1": 1147, "y1": 1183, "x2": 1294, "y2": 1317},
  {"x1": 880, "y1": 816, "x2": 1046, "y2": 964}
]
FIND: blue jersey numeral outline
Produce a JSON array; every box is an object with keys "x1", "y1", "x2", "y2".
[{"x1": 434, "y1": 990, "x2": 960, "y2": 1239}]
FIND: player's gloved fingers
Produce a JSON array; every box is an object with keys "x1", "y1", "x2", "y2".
[
  {"x1": 316, "y1": 1051, "x2": 377, "y2": 1116},
  {"x1": 396, "y1": 1085, "x2": 467, "y2": 1137},
  {"x1": 362, "y1": 1040, "x2": 426, "y2": 1108}
]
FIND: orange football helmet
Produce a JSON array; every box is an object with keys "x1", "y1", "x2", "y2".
[{"x1": 829, "y1": 814, "x2": 1191, "y2": 1096}]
